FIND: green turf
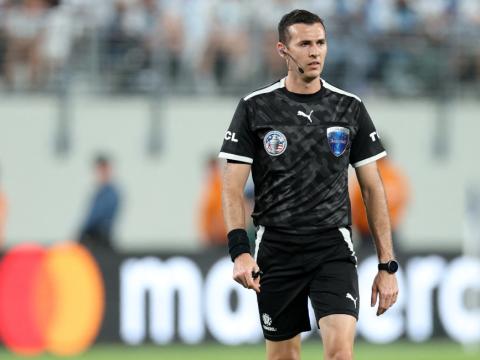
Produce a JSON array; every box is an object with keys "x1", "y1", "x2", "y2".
[{"x1": 0, "y1": 341, "x2": 479, "y2": 359}]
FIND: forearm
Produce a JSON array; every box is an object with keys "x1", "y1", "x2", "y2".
[
  {"x1": 222, "y1": 188, "x2": 246, "y2": 231},
  {"x1": 362, "y1": 185, "x2": 394, "y2": 262},
  {"x1": 221, "y1": 162, "x2": 252, "y2": 262}
]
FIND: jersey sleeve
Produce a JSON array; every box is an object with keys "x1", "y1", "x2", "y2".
[
  {"x1": 349, "y1": 101, "x2": 387, "y2": 168},
  {"x1": 218, "y1": 99, "x2": 256, "y2": 164}
]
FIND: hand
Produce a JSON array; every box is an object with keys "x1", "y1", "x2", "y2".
[
  {"x1": 371, "y1": 271, "x2": 398, "y2": 316},
  {"x1": 233, "y1": 253, "x2": 261, "y2": 293}
]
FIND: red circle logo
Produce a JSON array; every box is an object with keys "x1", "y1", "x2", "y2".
[{"x1": 0, "y1": 242, "x2": 105, "y2": 356}]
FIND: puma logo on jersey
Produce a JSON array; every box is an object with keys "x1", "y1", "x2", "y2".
[
  {"x1": 346, "y1": 293, "x2": 358, "y2": 308},
  {"x1": 224, "y1": 131, "x2": 238, "y2": 142},
  {"x1": 297, "y1": 110, "x2": 314, "y2": 123}
]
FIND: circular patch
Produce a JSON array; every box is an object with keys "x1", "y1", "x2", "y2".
[
  {"x1": 263, "y1": 131, "x2": 287, "y2": 156},
  {"x1": 262, "y1": 313, "x2": 272, "y2": 326}
]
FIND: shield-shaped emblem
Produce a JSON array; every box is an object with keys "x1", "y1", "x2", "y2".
[{"x1": 327, "y1": 127, "x2": 350, "y2": 157}]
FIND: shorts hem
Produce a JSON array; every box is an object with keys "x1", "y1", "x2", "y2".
[
  {"x1": 316, "y1": 310, "x2": 358, "y2": 326},
  {"x1": 263, "y1": 328, "x2": 310, "y2": 342}
]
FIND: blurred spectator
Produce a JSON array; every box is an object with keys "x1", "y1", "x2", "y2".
[
  {"x1": 0, "y1": 0, "x2": 478, "y2": 95},
  {"x1": 39, "y1": 0, "x2": 75, "y2": 82},
  {"x1": 198, "y1": 155, "x2": 226, "y2": 247},
  {"x1": 156, "y1": 0, "x2": 185, "y2": 83},
  {"x1": 199, "y1": 0, "x2": 252, "y2": 90},
  {"x1": 101, "y1": 0, "x2": 161, "y2": 92},
  {"x1": 457, "y1": 0, "x2": 480, "y2": 29},
  {"x1": 79, "y1": 154, "x2": 121, "y2": 252},
  {"x1": 175, "y1": 0, "x2": 209, "y2": 85},
  {"x1": 394, "y1": 0, "x2": 418, "y2": 32},
  {"x1": 0, "y1": 1, "x2": 9, "y2": 79},
  {"x1": 364, "y1": 0, "x2": 396, "y2": 36},
  {"x1": 255, "y1": 0, "x2": 303, "y2": 83},
  {"x1": 0, "y1": 166, "x2": 7, "y2": 247},
  {"x1": 3, "y1": 0, "x2": 48, "y2": 90},
  {"x1": 364, "y1": 0, "x2": 417, "y2": 94},
  {"x1": 453, "y1": 0, "x2": 480, "y2": 89},
  {"x1": 319, "y1": 0, "x2": 370, "y2": 92},
  {"x1": 350, "y1": 148, "x2": 410, "y2": 255}
]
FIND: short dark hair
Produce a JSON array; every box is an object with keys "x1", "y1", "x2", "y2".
[
  {"x1": 94, "y1": 154, "x2": 110, "y2": 167},
  {"x1": 278, "y1": 9, "x2": 326, "y2": 45}
]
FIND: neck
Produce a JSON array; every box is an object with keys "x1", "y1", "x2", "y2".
[{"x1": 285, "y1": 72, "x2": 321, "y2": 94}]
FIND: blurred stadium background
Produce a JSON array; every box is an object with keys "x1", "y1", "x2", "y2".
[{"x1": 0, "y1": 0, "x2": 479, "y2": 358}]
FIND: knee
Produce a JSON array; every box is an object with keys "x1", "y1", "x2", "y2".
[{"x1": 325, "y1": 348, "x2": 353, "y2": 360}]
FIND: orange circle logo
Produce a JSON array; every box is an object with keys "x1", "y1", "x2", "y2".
[{"x1": 0, "y1": 242, "x2": 105, "y2": 356}]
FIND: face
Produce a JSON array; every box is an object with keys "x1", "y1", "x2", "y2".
[
  {"x1": 96, "y1": 164, "x2": 112, "y2": 184},
  {"x1": 277, "y1": 23, "x2": 327, "y2": 80}
]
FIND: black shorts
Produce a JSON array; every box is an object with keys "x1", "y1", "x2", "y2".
[{"x1": 254, "y1": 226, "x2": 359, "y2": 341}]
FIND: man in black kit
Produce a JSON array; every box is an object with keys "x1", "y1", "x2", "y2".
[{"x1": 219, "y1": 9, "x2": 399, "y2": 360}]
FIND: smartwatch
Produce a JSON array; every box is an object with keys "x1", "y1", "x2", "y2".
[{"x1": 378, "y1": 260, "x2": 399, "y2": 274}]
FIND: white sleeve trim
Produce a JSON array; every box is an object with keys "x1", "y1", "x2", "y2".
[
  {"x1": 352, "y1": 151, "x2": 387, "y2": 168},
  {"x1": 218, "y1": 152, "x2": 253, "y2": 164},
  {"x1": 243, "y1": 78, "x2": 285, "y2": 100},
  {"x1": 322, "y1": 79, "x2": 361, "y2": 102}
]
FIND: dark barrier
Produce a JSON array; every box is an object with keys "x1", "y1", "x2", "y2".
[
  {"x1": 97, "y1": 247, "x2": 479, "y2": 345},
  {"x1": 0, "y1": 243, "x2": 479, "y2": 356}
]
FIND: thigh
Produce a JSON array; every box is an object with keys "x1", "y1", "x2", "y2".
[
  {"x1": 309, "y1": 258, "x2": 359, "y2": 322},
  {"x1": 266, "y1": 334, "x2": 301, "y2": 360},
  {"x1": 318, "y1": 314, "x2": 356, "y2": 359},
  {"x1": 256, "y1": 241, "x2": 312, "y2": 341}
]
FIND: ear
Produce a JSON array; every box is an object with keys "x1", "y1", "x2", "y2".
[{"x1": 276, "y1": 42, "x2": 286, "y2": 58}]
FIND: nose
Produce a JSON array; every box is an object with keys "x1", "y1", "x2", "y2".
[{"x1": 309, "y1": 45, "x2": 321, "y2": 57}]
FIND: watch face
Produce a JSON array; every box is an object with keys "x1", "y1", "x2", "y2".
[{"x1": 388, "y1": 260, "x2": 399, "y2": 273}]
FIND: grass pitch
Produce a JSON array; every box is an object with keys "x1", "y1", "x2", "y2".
[{"x1": 0, "y1": 341, "x2": 479, "y2": 359}]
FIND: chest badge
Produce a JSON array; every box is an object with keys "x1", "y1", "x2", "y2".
[
  {"x1": 327, "y1": 127, "x2": 350, "y2": 157},
  {"x1": 263, "y1": 130, "x2": 287, "y2": 156}
]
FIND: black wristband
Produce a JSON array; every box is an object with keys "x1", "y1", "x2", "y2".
[{"x1": 228, "y1": 229, "x2": 250, "y2": 262}]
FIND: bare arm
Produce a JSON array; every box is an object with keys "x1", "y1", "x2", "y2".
[
  {"x1": 355, "y1": 161, "x2": 398, "y2": 315},
  {"x1": 355, "y1": 162, "x2": 393, "y2": 262},
  {"x1": 222, "y1": 161, "x2": 261, "y2": 292},
  {"x1": 222, "y1": 162, "x2": 250, "y2": 232}
]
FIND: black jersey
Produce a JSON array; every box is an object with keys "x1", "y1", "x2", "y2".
[{"x1": 219, "y1": 78, "x2": 386, "y2": 235}]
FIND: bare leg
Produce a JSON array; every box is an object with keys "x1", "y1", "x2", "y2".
[
  {"x1": 265, "y1": 334, "x2": 301, "y2": 360},
  {"x1": 319, "y1": 314, "x2": 356, "y2": 360}
]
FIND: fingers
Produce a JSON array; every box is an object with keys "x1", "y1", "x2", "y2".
[
  {"x1": 372, "y1": 273, "x2": 399, "y2": 316},
  {"x1": 377, "y1": 292, "x2": 395, "y2": 316},
  {"x1": 243, "y1": 273, "x2": 250, "y2": 288},
  {"x1": 392, "y1": 291, "x2": 398, "y2": 305},
  {"x1": 234, "y1": 271, "x2": 261, "y2": 292},
  {"x1": 376, "y1": 288, "x2": 399, "y2": 316},
  {"x1": 376, "y1": 293, "x2": 390, "y2": 316},
  {"x1": 233, "y1": 272, "x2": 248, "y2": 288},
  {"x1": 371, "y1": 286, "x2": 378, "y2": 308},
  {"x1": 246, "y1": 271, "x2": 261, "y2": 293},
  {"x1": 233, "y1": 262, "x2": 261, "y2": 293}
]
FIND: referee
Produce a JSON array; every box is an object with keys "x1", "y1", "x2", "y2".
[{"x1": 219, "y1": 9, "x2": 398, "y2": 360}]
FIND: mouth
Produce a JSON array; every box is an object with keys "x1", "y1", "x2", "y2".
[{"x1": 308, "y1": 61, "x2": 321, "y2": 67}]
